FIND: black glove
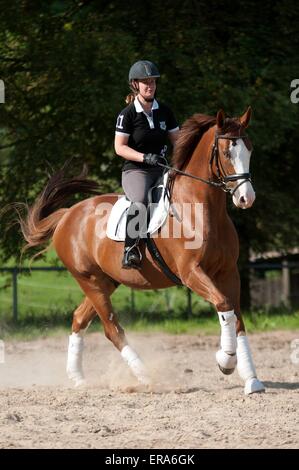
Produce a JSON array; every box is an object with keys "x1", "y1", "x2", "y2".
[{"x1": 143, "y1": 153, "x2": 163, "y2": 166}]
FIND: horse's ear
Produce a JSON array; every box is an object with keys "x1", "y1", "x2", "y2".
[
  {"x1": 240, "y1": 106, "x2": 252, "y2": 128},
  {"x1": 216, "y1": 109, "x2": 225, "y2": 129}
]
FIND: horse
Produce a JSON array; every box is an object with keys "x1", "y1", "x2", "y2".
[{"x1": 18, "y1": 107, "x2": 265, "y2": 395}]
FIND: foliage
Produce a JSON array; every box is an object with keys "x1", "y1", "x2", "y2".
[{"x1": 0, "y1": 0, "x2": 299, "y2": 308}]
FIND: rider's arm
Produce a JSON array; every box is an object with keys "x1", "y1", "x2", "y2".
[{"x1": 114, "y1": 134, "x2": 144, "y2": 163}]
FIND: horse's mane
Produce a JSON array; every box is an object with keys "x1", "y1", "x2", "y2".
[{"x1": 171, "y1": 113, "x2": 242, "y2": 170}]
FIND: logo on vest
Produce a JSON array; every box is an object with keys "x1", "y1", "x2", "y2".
[{"x1": 159, "y1": 121, "x2": 166, "y2": 130}]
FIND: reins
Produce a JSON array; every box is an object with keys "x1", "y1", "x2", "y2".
[{"x1": 157, "y1": 161, "x2": 225, "y2": 189}]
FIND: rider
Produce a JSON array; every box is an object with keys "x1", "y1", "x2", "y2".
[{"x1": 115, "y1": 60, "x2": 179, "y2": 270}]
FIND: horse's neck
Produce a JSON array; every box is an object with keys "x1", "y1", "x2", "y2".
[
  {"x1": 172, "y1": 126, "x2": 226, "y2": 208},
  {"x1": 186, "y1": 126, "x2": 214, "y2": 180}
]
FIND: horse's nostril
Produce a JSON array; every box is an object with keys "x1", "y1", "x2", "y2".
[{"x1": 240, "y1": 196, "x2": 246, "y2": 204}]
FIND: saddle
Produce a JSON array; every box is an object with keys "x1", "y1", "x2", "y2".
[{"x1": 106, "y1": 171, "x2": 170, "y2": 241}]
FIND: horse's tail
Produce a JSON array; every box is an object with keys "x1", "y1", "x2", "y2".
[{"x1": 18, "y1": 163, "x2": 101, "y2": 255}]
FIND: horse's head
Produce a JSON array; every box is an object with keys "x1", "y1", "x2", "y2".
[{"x1": 213, "y1": 107, "x2": 255, "y2": 209}]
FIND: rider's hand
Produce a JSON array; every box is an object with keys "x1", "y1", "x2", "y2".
[{"x1": 143, "y1": 153, "x2": 163, "y2": 166}]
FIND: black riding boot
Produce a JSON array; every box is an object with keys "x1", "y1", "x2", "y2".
[{"x1": 122, "y1": 203, "x2": 145, "y2": 270}]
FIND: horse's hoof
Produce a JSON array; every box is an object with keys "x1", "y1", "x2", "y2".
[
  {"x1": 67, "y1": 369, "x2": 86, "y2": 387},
  {"x1": 244, "y1": 378, "x2": 265, "y2": 395},
  {"x1": 216, "y1": 349, "x2": 237, "y2": 373},
  {"x1": 218, "y1": 364, "x2": 236, "y2": 375},
  {"x1": 73, "y1": 377, "x2": 86, "y2": 387},
  {"x1": 137, "y1": 374, "x2": 151, "y2": 386}
]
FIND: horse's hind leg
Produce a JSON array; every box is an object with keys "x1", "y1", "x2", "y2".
[
  {"x1": 67, "y1": 297, "x2": 96, "y2": 386},
  {"x1": 74, "y1": 273, "x2": 150, "y2": 386}
]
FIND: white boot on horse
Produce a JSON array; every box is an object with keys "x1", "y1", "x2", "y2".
[
  {"x1": 237, "y1": 334, "x2": 265, "y2": 395},
  {"x1": 216, "y1": 310, "x2": 265, "y2": 395},
  {"x1": 216, "y1": 310, "x2": 238, "y2": 374},
  {"x1": 66, "y1": 332, "x2": 86, "y2": 387}
]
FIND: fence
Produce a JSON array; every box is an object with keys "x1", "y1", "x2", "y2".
[
  {"x1": 249, "y1": 260, "x2": 299, "y2": 308},
  {"x1": 0, "y1": 267, "x2": 67, "y2": 321},
  {"x1": 0, "y1": 266, "x2": 195, "y2": 322}
]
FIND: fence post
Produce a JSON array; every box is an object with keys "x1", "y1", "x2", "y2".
[
  {"x1": 164, "y1": 290, "x2": 171, "y2": 315},
  {"x1": 130, "y1": 289, "x2": 135, "y2": 317},
  {"x1": 187, "y1": 288, "x2": 192, "y2": 318},
  {"x1": 282, "y1": 259, "x2": 291, "y2": 308},
  {"x1": 12, "y1": 268, "x2": 18, "y2": 322}
]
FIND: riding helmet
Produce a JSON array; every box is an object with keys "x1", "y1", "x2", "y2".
[{"x1": 128, "y1": 60, "x2": 160, "y2": 82}]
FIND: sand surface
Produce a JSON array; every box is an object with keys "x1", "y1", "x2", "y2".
[{"x1": 0, "y1": 330, "x2": 299, "y2": 449}]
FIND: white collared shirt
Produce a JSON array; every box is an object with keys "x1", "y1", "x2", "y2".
[{"x1": 133, "y1": 97, "x2": 159, "y2": 129}]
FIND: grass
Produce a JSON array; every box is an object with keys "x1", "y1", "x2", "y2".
[
  {"x1": 1, "y1": 309, "x2": 299, "y2": 341},
  {"x1": 121, "y1": 310, "x2": 299, "y2": 335},
  {"x1": 242, "y1": 310, "x2": 299, "y2": 332}
]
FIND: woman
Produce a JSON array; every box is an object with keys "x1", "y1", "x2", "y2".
[{"x1": 115, "y1": 60, "x2": 179, "y2": 270}]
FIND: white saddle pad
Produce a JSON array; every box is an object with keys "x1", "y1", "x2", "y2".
[{"x1": 106, "y1": 171, "x2": 170, "y2": 241}]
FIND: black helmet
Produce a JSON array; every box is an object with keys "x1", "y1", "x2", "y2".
[{"x1": 128, "y1": 60, "x2": 160, "y2": 81}]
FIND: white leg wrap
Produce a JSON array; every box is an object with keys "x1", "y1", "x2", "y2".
[
  {"x1": 218, "y1": 310, "x2": 237, "y2": 354},
  {"x1": 236, "y1": 335, "x2": 256, "y2": 380},
  {"x1": 121, "y1": 345, "x2": 150, "y2": 385},
  {"x1": 66, "y1": 332, "x2": 85, "y2": 387},
  {"x1": 237, "y1": 335, "x2": 265, "y2": 395},
  {"x1": 216, "y1": 349, "x2": 237, "y2": 369}
]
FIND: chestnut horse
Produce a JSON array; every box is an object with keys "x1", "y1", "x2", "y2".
[{"x1": 19, "y1": 107, "x2": 265, "y2": 395}]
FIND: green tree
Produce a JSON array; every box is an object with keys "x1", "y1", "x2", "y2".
[{"x1": 0, "y1": 0, "x2": 299, "y2": 308}]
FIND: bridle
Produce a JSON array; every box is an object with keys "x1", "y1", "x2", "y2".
[
  {"x1": 158, "y1": 131, "x2": 252, "y2": 196},
  {"x1": 210, "y1": 133, "x2": 252, "y2": 195}
]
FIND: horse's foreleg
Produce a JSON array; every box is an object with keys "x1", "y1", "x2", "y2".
[
  {"x1": 182, "y1": 264, "x2": 238, "y2": 373},
  {"x1": 236, "y1": 333, "x2": 265, "y2": 395},
  {"x1": 67, "y1": 297, "x2": 96, "y2": 386},
  {"x1": 214, "y1": 269, "x2": 265, "y2": 394},
  {"x1": 75, "y1": 275, "x2": 150, "y2": 386},
  {"x1": 215, "y1": 310, "x2": 238, "y2": 374}
]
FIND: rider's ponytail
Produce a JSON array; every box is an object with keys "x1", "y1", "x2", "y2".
[
  {"x1": 125, "y1": 80, "x2": 138, "y2": 104},
  {"x1": 125, "y1": 93, "x2": 135, "y2": 104}
]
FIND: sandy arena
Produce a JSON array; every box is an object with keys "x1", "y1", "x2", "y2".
[{"x1": 0, "y1": 330, "x2": 299, "y2": 449}]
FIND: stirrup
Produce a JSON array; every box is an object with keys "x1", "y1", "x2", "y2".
[{"x1": 122, "y1": 244, "x2": 142, "y2": 270}]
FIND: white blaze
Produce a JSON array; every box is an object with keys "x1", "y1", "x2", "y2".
[{"x1": 229, "y1": 139, "x2": 255, "y2": 209}]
